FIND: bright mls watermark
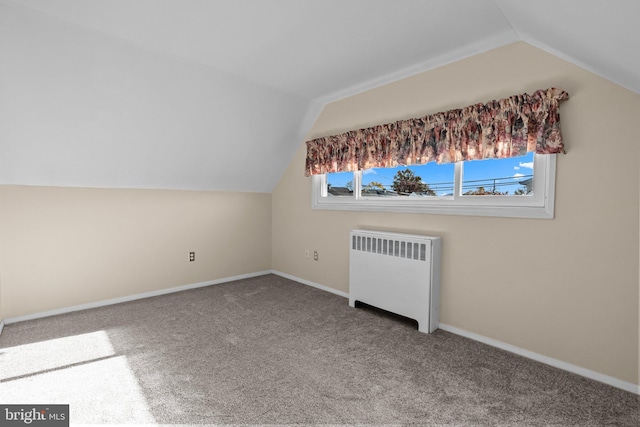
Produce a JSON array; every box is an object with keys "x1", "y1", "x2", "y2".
[{"x1": 1, "y1": 405, "x2": 68, "y2": 426}]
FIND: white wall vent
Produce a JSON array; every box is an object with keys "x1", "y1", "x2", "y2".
[{"x1": 349, "y1": 230, "x2": 441, "y2": 333}]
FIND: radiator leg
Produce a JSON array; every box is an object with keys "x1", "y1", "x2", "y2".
[
  {"x1": 417, "y1": 317, "x2": 430, "y2": 334},
  {"x1": 348, "y1": 298, "x2": 356, "y2": 308},
  {"x1": 418, "y1": 318, "x2": 439, "y2": 334}
]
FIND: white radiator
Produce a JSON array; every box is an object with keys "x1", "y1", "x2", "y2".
[{"x1": 348, "y1": 230, "x2": 441, "y2": 333}]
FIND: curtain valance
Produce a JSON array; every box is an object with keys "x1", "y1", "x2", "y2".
[{"x1": 305, "y1": 87, "x2": 569, "y2": 176}]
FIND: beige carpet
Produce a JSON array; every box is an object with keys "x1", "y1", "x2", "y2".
[{"x1": 1, "y1": 274, "x2": 638, "y2": 425}]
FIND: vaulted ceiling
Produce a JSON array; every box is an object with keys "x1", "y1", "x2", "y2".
[{"x1": 1, "y1": 0, "x2": 639, "y2": 192}]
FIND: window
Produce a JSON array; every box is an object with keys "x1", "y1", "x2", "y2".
[{"x1": 312, "y1": 153, "x2": 556, "y2": 219}]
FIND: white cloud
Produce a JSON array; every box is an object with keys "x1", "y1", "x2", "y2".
[
  {"x1": 513, "y1": 166, "x2": 520, "y2": 171},
  {"x1": 519, "y1": 161, "x2": 534, "y2": 169},
  {"x1": 513, "y1": 173, "x2": 525, "y2": 178},
  {"x1": 363, "y1": 169, "x2": 377, "y2": 175}
]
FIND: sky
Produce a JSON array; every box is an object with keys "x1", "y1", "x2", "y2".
[{"x1": 327, "y1": 152, "x2": 534, "y2": 196}]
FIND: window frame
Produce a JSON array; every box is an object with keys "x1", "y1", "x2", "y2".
[{"x1": 311, "y1": 154, "x2": 556, "y2": 219}]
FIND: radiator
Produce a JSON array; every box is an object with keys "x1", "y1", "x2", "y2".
[{"x1": 348, "y1": 230, "x2": 441, "y2": 333}]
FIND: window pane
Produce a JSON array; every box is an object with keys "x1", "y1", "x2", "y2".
[
  {"x1": 325, "y1": 171, "x2": 354, "y2": 197},
  {"x1": 461, "y1": 152, "x2": 534, "y2": 196},
  {"x1": 362, "y1": 163, "x2": 454, "y2": 197}
]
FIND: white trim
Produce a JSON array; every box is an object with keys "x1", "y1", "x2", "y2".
[
  {"x1": 439, "y1": 323, "x2": 639, "y2": 395},
  {"x1": 516, "y1": 36, "x2": 640, "y2": 97},
  {"x1": 4, "y1": 271, "x2": 272, "y2": 324},
  {"x1": 270, "y1": 270, "x2": 349, "y2": 299},
  {"x1": 270, "y1": 274, "x2": 639, "y2": 394},
  {"x1": 316, "y1": 31, "x2": 520, "y2": 104},
  {"x1": 312, "y1": 154, "x2": 556, "y2": 219},
  {"x1": 4, "y1": 270, "x2": 636, "y2": 395}
]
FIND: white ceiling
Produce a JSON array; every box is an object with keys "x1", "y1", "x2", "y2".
[
  {"x1": 2, "y1": 0, "x2": 639, "y2": 192},
  {"x1": 11, "y1": 0, "x2": 640, "y2": 100}
]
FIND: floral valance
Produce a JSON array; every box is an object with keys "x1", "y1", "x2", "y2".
[{"x1": 305, "y1": 87, "x2": 569, "y2": 176}]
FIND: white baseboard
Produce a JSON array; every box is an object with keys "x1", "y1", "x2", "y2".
[
  {"x1": 3, "y1": 269, "x2": 637, "y2": 395},
  {"x1": 271, "y1": 270, "x2": 640, "y2": 395},
  {"x1": 270, "y1": 270, "x2": 349, "y2": 299},
  {"x1": 270, "y1": 272, "x2": 639, "y2": 395},
  {"x1": 4, "y1": 270, "x2": 272, "y2": 325},
  {"x1": 439, "y1": 323, "x2": 639, "y2": 395}
]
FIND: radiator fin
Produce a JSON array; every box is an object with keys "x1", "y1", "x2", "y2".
[{"x1": 352, "y1": 234, "x2": 426, "y2": 261}]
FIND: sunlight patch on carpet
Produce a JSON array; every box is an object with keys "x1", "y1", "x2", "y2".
[
  {"x1": 0, "y1": 331, "x2": 115, "y2": 380},
  {"x1": 0, "y1": 331, "x2": 155, "y2": 424}
]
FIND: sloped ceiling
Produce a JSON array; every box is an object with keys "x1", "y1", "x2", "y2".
[{"x1": 1, "y1": 0, "x2": 639, "y2": 192}]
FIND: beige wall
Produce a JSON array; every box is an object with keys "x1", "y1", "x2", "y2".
[
  {"x1": 0, "y1": 186, "x2": 272, "y2": 319},
  {"x1": 272, "y1": 42, "x2": 640, "y2": 385},
  {"x1": 0, "y1": 246, "x2": 3, "y2": 322}
]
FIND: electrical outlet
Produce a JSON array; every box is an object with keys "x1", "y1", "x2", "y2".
[
  {"x1": 304, "y1": 249, "x2": 310, "y2": 259},
  {"x1": 189, "y1": 252, "x2": 195, "y2": 262},
  {"x1": 313, "y1": 251, "x2": 318, "y2": 261}
]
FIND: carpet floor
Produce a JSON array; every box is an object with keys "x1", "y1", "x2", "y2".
[{"x1": 1, "y1": 274, "x2": 638, "y2": 426}]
